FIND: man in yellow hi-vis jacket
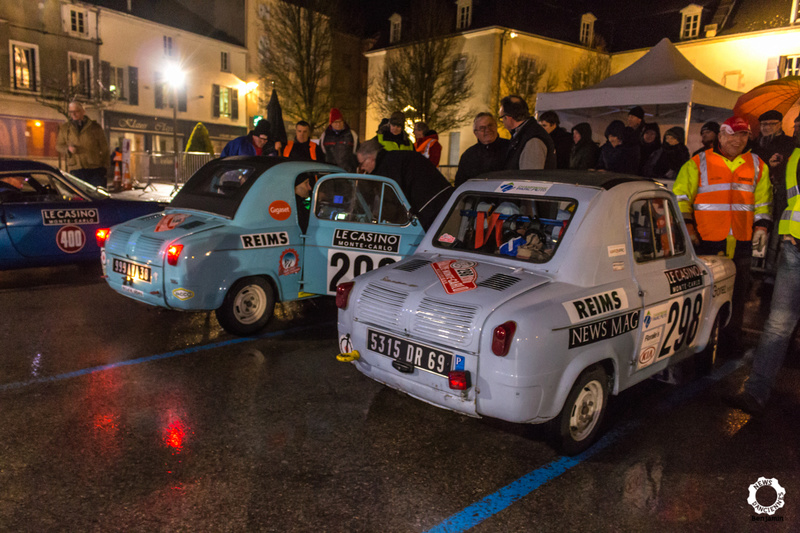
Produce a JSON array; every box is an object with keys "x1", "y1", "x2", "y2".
[
  {"x1": 728, "y1": 147, "x2": 800, "y2": 415},
  {"x1": 673, "y1": 116, "x2": 772, "y2": 347}
]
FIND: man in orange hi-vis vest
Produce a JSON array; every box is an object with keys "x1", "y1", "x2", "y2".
[{"x1": 673, "y1": 115, "x2": 772, "y2": 351}]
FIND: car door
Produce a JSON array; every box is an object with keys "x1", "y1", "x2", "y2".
[
  {"x1": 628, "y1": 194, "x2": 710, "y2": 374},
  {"x1": 2, "y1": 171, "x2": 100, "y2": 261},
  {"x1": 303, "y1": 174, "x2": 426, "y2": 296}
]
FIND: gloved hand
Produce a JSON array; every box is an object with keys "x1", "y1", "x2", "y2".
[{"x1": 752, "y1": 227, "x2": 768, "y2": 255}]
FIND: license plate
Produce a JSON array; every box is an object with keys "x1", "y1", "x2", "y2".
[
  {"x1": 367, "y1": 329, "x2": 453, "y2": 376},
  {"x1": 112, "y1": 258, "x2": 152, "y2": 283}
]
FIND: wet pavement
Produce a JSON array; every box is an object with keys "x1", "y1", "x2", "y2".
[{"x1": 0, "y1": 265, "x2": 798, "y2": 532}]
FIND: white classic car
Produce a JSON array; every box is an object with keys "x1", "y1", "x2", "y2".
[{"x1": 335, "y1": 171, "x2": 735, "y2": 455}]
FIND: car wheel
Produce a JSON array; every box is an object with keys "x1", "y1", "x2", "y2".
[
  {"x1": 215, "y1": 277, "x2": 275, "y2": 336},
  {"x1": 695, "y1": 313, "x2": 721, "y2": 376},
  {"x1": 550, "y1": 366, "x2": 608, "y2": 456}
]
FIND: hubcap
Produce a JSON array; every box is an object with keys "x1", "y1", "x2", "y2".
[
  {"x1": 232, "y1": 284, "x2": 267, "y2": 325},
  {"x1": 569, "y1": 380, "x2": 603, "y2": 441}
]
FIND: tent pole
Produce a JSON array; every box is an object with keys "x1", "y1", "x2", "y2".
[{"x1": 684, "y1": 102, "x2": 693, "y2": 138}]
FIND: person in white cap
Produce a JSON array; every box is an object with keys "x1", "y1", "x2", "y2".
[{"x1": 673, "y1": 116, "x2": 773, "y2": 350}]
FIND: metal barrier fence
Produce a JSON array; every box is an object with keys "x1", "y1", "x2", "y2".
[{"x1": 125, "y1": 151, "x2": 215, "y2": 186}]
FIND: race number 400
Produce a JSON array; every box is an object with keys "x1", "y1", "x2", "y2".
[
  {"x1": 56, "y1": 225, "x2": 86, "y2": 253},
  {"x1": 326, "y1": 249, "x2": 399, "y2": 294}
]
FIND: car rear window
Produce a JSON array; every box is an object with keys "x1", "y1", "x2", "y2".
[
  {"x1": 170, "y1": 164, "x2": 261, "y2": 217},
  {"x1": 432, "y1": 192, "x2": 577, "y2": 263}
]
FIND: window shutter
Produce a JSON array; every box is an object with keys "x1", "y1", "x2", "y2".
[
  {"x1": 155, "y1": 71, "x2": 163, "y2": 109},
  {"x1": 128, "y1": 66, "x2": 138, "y2": 105},
  {"x1": 231, "y1": 88, "x2": 239, "y2": 119},
  {"x1": 212, "y1": 84, "x2": 220, "y2": 117},
  {"x1": 100, "y1": 61, "x2": 111, "y2": 100},
  {"x1": 178, "y1": 85, "x2": 187, "y2": 112}
]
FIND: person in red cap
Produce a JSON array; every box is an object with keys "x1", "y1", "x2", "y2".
[
  {"x1": 319, "y1": 108, "x2": 359, "y2": 172},
  {"x1": 673, "y1": 115, "x2": 773, "y2": 352}
]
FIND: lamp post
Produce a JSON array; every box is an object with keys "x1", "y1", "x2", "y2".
[{"x1": 166, "y1": 62, "x2": 185, "y2": 192}]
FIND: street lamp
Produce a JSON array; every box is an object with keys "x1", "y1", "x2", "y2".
[
  {"x1": 166, "y1": 61, "x2": 185, "y2": 192},
  {"x1": 241, "y1": 81, "x2": 259, "y2": 128}
]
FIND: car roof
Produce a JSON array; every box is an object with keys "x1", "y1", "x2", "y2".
[
  {"x1": 0, "y1": 159, "x2": 61, "y2": 173},
  {"x1": 470, "y1": 169, "x2": 649, "y2": 191}
]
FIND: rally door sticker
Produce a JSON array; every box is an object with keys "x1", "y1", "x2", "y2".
[
  {"x1": 563, "y1": 288, "x2": 629, "y2": 324},
  {"x1": 332, "y1": 229, "x2": 401, "y2": 253},
  {"x1": 326, "y1": 249, "x2": 399, "y2": 294},
  {"x1": 41, "y1": 208, "x2": 99, "y2": 225},
  {"x1": 431, "y1": 260, "x2": 477, "y2": 294},
  {"x1": 637, "y1": 292, "x2": 705, "y2": 369}
]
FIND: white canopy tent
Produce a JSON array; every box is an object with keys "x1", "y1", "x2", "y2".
[{"x1": 535, "y1": 38, "x2": 742, "y2": 144}]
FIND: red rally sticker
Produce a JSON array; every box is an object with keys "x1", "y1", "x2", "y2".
[
  {"x1": 431, "y1": 259, "x2": 477, "y2": 294},
  {"x1": 56, "y1": 225, "x2": 86, "y2": 253},
  {"x1": 269, "y1": 200, "x2": 292, "y2": 221},
  {"x1": 155, "y1": 213, "x2": 190, "y2": 233},
  {"x1": 279, "y1": 248, "x2": 301, "y2": 276}
]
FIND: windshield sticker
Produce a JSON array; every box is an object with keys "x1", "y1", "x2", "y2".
[
  {"x1": 332, "y1": 229, "x2": 400, "y2": 253},
  {"x1": 563, "y1": 288, "x2": 629, "y2": 324},
  {"x1": 241, "y1": 231, "x2": 290, "y2": 249},
  {"x1": 568, "y1": 311, "x2": 640, "y2": 349},
  {"x1": 279, "y1": 248, "x2": 301, "y2": 276},
  {"x1": 155, "y1": 213, "x2": 190, "y2": 232},
  {"x1": 612, "y1": 262, "x2": 625, "y2": 271},
  {"x1": 664, "y1": 265, "x2": 703, "y2": 294},
  {"x1": 438, "y1": 233, "x2": 456, "y2": 244},
  {"x1": 494, "y1": 181, "x2": 553, "y2": 195},
  {"x1": 172, "y1": 288, "x2": 194, "y2": 301},
  {"x1": 608, "y1": 244, "x2": 626, "y2": 257},
  {"x1": 431, "y1": 259, "x2": 477, "y2": 294},
  {"x1": 269, "y1": 200, "x2": 292, "y2": 221},
  {"x1": 41, "y1": 208, "x2": 98, "y2": 226},
  {"x1": 55, "y1": 225, "x2": 86, "y2": 253}
]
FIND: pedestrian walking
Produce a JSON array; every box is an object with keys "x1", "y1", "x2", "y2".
[{"x1": 56, "y1": 101, "x2": 110, "y2": 188}]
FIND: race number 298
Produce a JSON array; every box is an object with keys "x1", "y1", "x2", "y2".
[{"x1": 327, "y1": 249, "x2": 399, "y2": 294}]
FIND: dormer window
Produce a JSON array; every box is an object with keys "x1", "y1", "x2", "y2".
[
  {"x1": 456, "y1": 0, "x2": 472, "y2": 30},
  {"x1": 680, "y1": 4, "x2": 703, "y2": 40},
  {"x1": 580, "y1": 13, "x2": 596, "y2": 46},
  {"x1": 389, "y1": 13, "x2": 402, "y2": 44}
]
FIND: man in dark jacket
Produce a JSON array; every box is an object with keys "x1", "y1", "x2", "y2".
[
  {"x1": 283, "y1": 121, "x2": 319, "y2": 161},
  {"x1": 356, "y1": 138, "x2": 453, "y2": 230},
  {"x1": 692, "y1": 121, "x2": 720, "y2": 156},
  {"x1": 378, "y1": 111, "x2": 413, "y2": 151},
  {"x1": 455, "y1": 113, "x2": 511, "y2": 187},
  {"x1": 569, "y1": 122, "x2": 599, "y2": 170},
  {"x1": 498, "y1": 95, "x2": 556, "y2": 170},
  {"x1": 538, "y1": 110, "x2": 573, "y2": 169},
  {"x1": 220, "y1": 119, "x2": 274, "y2": 157},
  {"x1": 319, "y1": 108, "x2": 358, "y2": 172},
  {"x1": 596, "y1": 120, "x2": 640, "y2": 174}
]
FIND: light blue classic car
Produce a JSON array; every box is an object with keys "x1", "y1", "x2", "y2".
[
  {"x1": 336, "y1": 171, "x2": 736, "y2": 455},
  {"x1": 101, "y1": 157, "x2": 425, "y2": 334}
]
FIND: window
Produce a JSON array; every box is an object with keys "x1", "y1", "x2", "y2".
[
  {"x1": 452, "y1": 56, "x2": 467, "y2": 89},
  {"x1": 517, "y1": 55, "x2": 540, "y2": 96},
  {"x1": 389, "y1": 13, "x2": 402, "y2": 44},
  {"x1": 783, "y1": 55, "x2": 800, "y2": 77},
  {"x1": 456, "y1": 0, "x2": 472, "y2": 30},
  {"x1": 101, "y1": 61, "x2": 126, "y2": 100},
  {"x1": 71, "y1": 9, "x2": 86, "y2": 34},
  {"x1": 155, "y1": 72, "x2": 186, "y2": 112},
  {"x1": 68, "y1": 52, "x2": 92, "y2": 98},
  {"x1": 315, "y1": 178, "x2": 408, "y2": 225},
  {"x1": 221, "y1": 51, "x2": 230, "y2": 72},
  {"x1": 580, "y1": 13, "x2": 597, "y2": 46},
  {"x1": 630, "y1": 198, "x2": 686, "y2": 262},
  {"x1": 792, "y1": 0, "x2": 799, "y2": 24},
  {"x1": 212, "y1": 84, "x2": 239, "y2": 119},
  {"x1": 10, "y1": 41, "x2": 38, "y2": 92},
  {"x1": 432, "y1": 193, "x2": 577, "y2": 263},
  {"x1": 680, "y1": 5, "x2": 702, "y2": 40},
  {"x1": 164, "y1": 35, "x2": 173, "y2": 57}
]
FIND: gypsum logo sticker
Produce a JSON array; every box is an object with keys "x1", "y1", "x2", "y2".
[
  {"x1": 172, "y1": 288, "x2": 194, "y2": 300},
  {"x1": 747, "y1": 477, "x2": 785, "y2": 515}
]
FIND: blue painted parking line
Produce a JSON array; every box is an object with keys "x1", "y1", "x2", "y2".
[
  {"x1": 425, "y1": 359, "x2": 744, "y2": 533},
  {"x1": 0, "y1": 322, "x2": 334, "y2": 392}
]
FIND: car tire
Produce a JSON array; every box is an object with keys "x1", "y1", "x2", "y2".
[
  {"x1": 695, "y1": 313, "x2": 721, "y2": 376},
  {"x1": 215, "y1": 277, "x2": 275, "y2": 336},
  {"x1": 550, "y1": 365, "x2": 609, "y2": 456}
]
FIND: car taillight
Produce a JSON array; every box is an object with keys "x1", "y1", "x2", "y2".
[
  {"x1": 95, "y1": 228, "x2": 110, "y2": 248},
  {"x1": 448, "y1": 370, "x2": 470, "y2": 390},
  {"x1": 492, "y1": 321, "x2": 517, "y2": 356},
  {"x1": 167, "y1": 244, "x2": 183, "y2": 266},
  {"x1": 336, "y1": 281, "x2": 355, "y2": 309}
]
